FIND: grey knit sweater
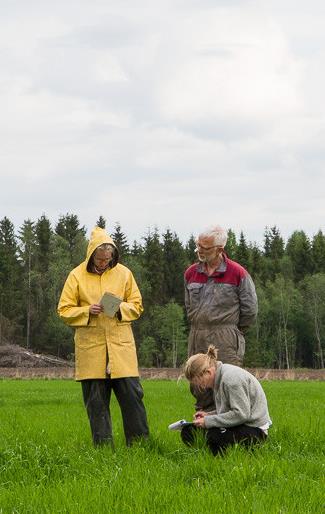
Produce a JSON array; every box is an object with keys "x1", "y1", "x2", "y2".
[{"x1": 204, "y1": 363, "x2": 271, "y2": 429}]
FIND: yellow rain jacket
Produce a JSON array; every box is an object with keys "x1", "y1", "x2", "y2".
[{"x1": 57, "y1": 227, "x2": 143, "y2": 380}]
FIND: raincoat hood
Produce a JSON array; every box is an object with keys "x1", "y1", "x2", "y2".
[{"x1": 86, "y1": 227, "x2": 119, "y2": 270}]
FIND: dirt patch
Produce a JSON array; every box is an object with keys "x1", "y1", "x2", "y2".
[
  {"x1": 0, "y1": 344, "x2": 324, "y2": 380},
  {"x1": 0, "y1": 366, "x2": 323, "y2": 380},
  {"x1": 140, "y1": 367, "x2": 325, "y2": 381},
  {"x1": 0, "y1": 344, "x2": 73, "y2": 369},
  {"x1": 0, "y1": 367, "x2": 74, "y2": 379}
]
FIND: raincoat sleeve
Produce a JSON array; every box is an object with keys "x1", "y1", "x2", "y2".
[
  {"x1": 57, "y1": 272, "x2": 90, "y2": 327},
  {"x1": 119, "y1": 272, "x2": 143, "y2": 322}
]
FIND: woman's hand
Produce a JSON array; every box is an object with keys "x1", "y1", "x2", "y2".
[
  {"x1": 193, "y1": 411, "x2": 207, "y2": 428},
  {"x1": 89, "y1": 304, "x2": 104, "y2": 315}
]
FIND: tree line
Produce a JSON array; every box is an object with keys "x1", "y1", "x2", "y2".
[{"x1": 0, "y1": 214, "x2": 324, "y2": 369}]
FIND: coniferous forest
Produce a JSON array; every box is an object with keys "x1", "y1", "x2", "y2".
[{"x1": 0, "y1": 213, "x2": 324, "y2": 369}]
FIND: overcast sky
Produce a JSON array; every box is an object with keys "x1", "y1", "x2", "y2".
[{"x1": 1, "y1": 0, "x2": 324, "y2": 246}]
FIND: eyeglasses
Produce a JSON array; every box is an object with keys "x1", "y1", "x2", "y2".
[{"x1": 195, "y1": 242, "x2": 221, "y2": 251}]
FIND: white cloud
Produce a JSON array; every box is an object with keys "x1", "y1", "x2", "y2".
[
  {"x1": 157, "y1": 7, "x2": 302, "y2": 125},
  {"x1": 0, "y1": 0, "x2": 325, "y2": 246}
]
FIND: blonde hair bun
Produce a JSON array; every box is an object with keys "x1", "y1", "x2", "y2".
[{"x1": 184, "y1": 345, "x2": 219, "y2": 381}]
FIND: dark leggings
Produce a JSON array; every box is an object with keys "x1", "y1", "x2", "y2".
[
  {"x1": 81, "y1": 377, "x2": 149, "y2": 446},
  {"x1": 181, "y1": 423, "x2": 267, "y2": 456}
]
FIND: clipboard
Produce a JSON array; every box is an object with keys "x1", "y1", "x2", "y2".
[
  {"x1": 100, "y1": 292, "x2": 122, "y2": 317},
  {"x1": 168, "y1": 419, "x2": 193, "y2": 431}
]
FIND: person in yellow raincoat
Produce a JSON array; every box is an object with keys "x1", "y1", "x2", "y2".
[{"x1": 57, "y1": 227, "x2": 149, "y2": 446}]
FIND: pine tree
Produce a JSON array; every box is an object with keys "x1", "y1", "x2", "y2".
[
  {"x1": 249, "y1": 242, "x2": 263, "y2": 279},
  {"x1": 225, "y1": 229, "x2": 237, "y2": 260},
  {"x1": 130, "y1": 240, "x2": 143, "y2": 257},
  {"x1": 162, "y1": 229, "x2": 187, "y2": 305},
  {"x1": 262, "y1": 226, "x2": 285, "y2": 280},
  {"x1": 236, "y1": 231, "x2": 250, "y2": 270},
  {"x1": 269, "y1": 226, "x2": 284, "y2": 259},
  {"x1": 55, "y1": 213, "x2": 87, "y2": 266},
  {"x1": 33, "y1": 215, "x2": 53, "y2": 349},
  {"x1": 0, "y1": 217, "x2": 21, "y2": 306},
  {"x1": 35, "y1": 214, "x2": 52, "y2": 272},
  {"x1": 142, "y1": 228, "x2": 164, "y2": 307},
  {"x1": 263, "y1": 226, "x2": 271, "y2": 257},
  {"x1": 312, "y1": 230, "x2": 325, "y2": 273},
  {"x1": 0, "y1": 217, "x2": 22, "y2": 343},
  {"x1": 286, "y1": 230, "x2": 313, "y2": 282},
  {"x1": 185, "y1": 234, "x2": 197, "y2": 265},
  {"x1": 18, "y1": 219, "x2": 37, "y2": 348},
  {"x1": 111, "y1": 222, "x2": 129, "y2": 260},
  {"x1": 96, "y1": 216, "x2": 106, "y2": 229}
]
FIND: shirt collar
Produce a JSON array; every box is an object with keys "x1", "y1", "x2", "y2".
[{"x1": 196, "y1": 253, "x2": 227, "y2": 275}]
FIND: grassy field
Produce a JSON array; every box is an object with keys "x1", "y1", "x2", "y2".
[{"x1": 0, "y1": 379, "x2": 324, "y2": 514}]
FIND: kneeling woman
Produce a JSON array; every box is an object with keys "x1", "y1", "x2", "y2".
[{"x1": 182, "y1": 345, "x2": 271, "y2": 455}]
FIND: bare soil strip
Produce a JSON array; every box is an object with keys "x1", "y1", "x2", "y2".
[{"x1": 0, "y1": 367, "x2": 324, "y2": 380}]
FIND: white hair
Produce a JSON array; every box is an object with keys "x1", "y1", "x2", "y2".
[{"x1": 198, "y1": 225, "x2": 228, "y2": 247}]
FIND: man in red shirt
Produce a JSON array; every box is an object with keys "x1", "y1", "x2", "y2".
[{"x1": 184, "y1": 225, "x2": 258, "y2": 411}]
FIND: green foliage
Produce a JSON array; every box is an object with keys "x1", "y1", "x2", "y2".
[
  {"x1": 0, "y1": 217, "x2": 22, "y2": 339},
  {"x1": 262, "y1": 276, "x2": 303, "y2": 369},
  {"x1": 236, "y1": 231, "x2": 250, "y2": 270},
  {"x1": 138, "y1": 301, "x2": 187, "y2": 367},
  {"x1": 142, "y1": 228, "x2": 165, "y2": 307},
  {"x1": 96, "y1": 215, "x2": 106, "y2": 229},
  {"x1": 111, "y1": 221, "x2": 129, "y2": 261},
  {"x1": 162, "y1": 229, "x2": 187, "y2": 305},
  {"x1": 35, "y1": 214, "x2": 52, "y2": 272},
  {"x1": 185, "y1": 234, "x2": 197, "y2": 264},
  {"x1": 301, "y1": 273, "x2": 325, "y2": 368},
  {"x1": 55, "y1": 213, "x2": 87, "y2": 267},
  {"x1": 225, "y1": 229, "x2": 237, "y2": 259},
  {"x1": 1, "y1": 216, "x2": 325, "y2": 368},
  {"x1": 138, "y1": 336, "x2": 157, "y2": 366},
  {"x1": 44, "y1": 310, "x2": 74, "y2": 357},
  {"x1": 286, "y1": 230, "x2": 313, "y2": 282},
  {"x1": 311, "y1": 230, "x2": 325, "y2": 273}
]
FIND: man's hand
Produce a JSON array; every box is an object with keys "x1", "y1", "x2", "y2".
[{"x1": 89, "y1": 304, "x2": 104, "y2": 315}]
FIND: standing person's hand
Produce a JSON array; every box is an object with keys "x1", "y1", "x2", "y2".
[{"x1": 89, "y1": 304, "x2": 104, "y2": 315}]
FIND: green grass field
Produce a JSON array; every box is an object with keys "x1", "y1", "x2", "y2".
[{"x1": 0, "y1": 379, "x2": 324, "y2": 513}]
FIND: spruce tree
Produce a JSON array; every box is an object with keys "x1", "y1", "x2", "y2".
[
  {"x1": 162, "y1": 229, "x2": 187, "y2": 305},
  {"x1": 18, "y1": 219, "x2": 37, "y2": 348},
  {"x1": 286, "y1": 230, "x2": 313, "y2": 282},
  {"x1": 263, "y1": 226, "x2": 271, "y2": 257},
  {"x1": 0, "y1": 217, "x2": 22, "y2": 342},
  {"x1": 249, "y1": 242, "x2": 263, "y2": 279},
  {"x1": 262, "y1": 226, "x2": 285, "y2": 279},
  {"x1": 111, "y1": 222, "x2": 129, "y2": 260},
  {"x1": 35, "y1": 214, "x2": 52, "y2": 272},
  {"x1": 96, "y1": 216, "x2": 106, "y2": 229},
  {"x1": 225, "y1": 229, "x2": 237, "y2": 260},
  {"x1": 312, "y1": 230, "x2": 325, "y2": 273},
  {"x1": 142, "y1": 228, "x2": 164, "y2": 307},
  {"x1": 185, "y1": 234, "x2": 197, "y2": 265},
  {"x1": 55, "y1": 213, "x2": 87, "y2": 266},
  {"x1": 236, "y1": 231, "x2": 250, "y2": 270}
]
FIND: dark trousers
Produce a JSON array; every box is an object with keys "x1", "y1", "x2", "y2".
[
  {"x1": 181, "y1": 423, "x2": 266, "y2": 456},
  {"x1": 81, "y1": 377, "x2": 149, "y2": 446}
]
